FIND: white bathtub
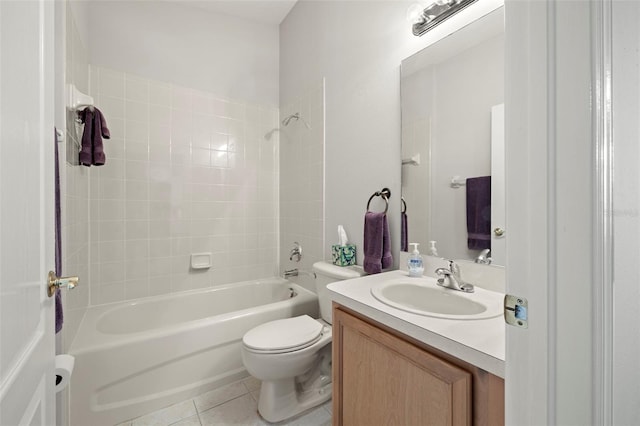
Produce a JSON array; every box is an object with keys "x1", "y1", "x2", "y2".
[{"x1": 68, "y1": 278, "x2": 318, "y2": 426}]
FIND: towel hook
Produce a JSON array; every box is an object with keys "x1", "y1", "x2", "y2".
[
  {"x1": 401, "y1": 197, "x2": 407, "y2": 214},
  {"x1": 366, "y1": 188, "x2": 391, "y2": 214}
]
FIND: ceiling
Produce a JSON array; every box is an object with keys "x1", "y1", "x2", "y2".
[{"x1": 167, "y1": 0, "x2": 298, "y2": 25}]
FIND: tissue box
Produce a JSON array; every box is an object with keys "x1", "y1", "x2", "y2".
[{"x1": 332, "y1": 244, "x2": 356, "y2": 266}]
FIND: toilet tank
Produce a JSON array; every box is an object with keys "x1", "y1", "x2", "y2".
[{"x1": 312, "y1": 261, "x2": 365, "y2": 324}]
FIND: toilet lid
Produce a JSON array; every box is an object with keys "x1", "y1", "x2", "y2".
[{"x1": 243, "y1": 315, "x2": 323, "y2": 353}]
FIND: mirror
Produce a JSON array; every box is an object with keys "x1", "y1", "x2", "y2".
[{"x1": 401, "y1": 7, "x2": 505, "y2": 265}]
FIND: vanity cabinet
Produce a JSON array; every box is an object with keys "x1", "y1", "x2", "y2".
[{"x1": 332, "y1": 304, "x2": 504, "y2": 426}]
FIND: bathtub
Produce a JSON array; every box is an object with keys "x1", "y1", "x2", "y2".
[{"x1": 68, "y1": 278, "x2": 318, "y2": 426}]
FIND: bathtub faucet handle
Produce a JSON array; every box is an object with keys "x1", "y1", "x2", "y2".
[{"x1": 289, "y1": 242, "x2": 302, "y2": 262}]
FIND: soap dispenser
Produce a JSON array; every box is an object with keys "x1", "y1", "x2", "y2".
[
  {"x1": 428, "y1": 240, "x2": 438, "y2": 256},
  {"x1": 407, "y1": 243, "x2": 424, "y2": 277}
]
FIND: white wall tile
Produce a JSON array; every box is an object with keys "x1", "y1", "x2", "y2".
[
  {"x1": 125, "y1": 75, "x2": 149, "y2": 103},
  {"x1": 149, "y1": 125, "x2": 171, "y2": 146},
  {"x1": 87, "y1": 66, "x2": 280, "y2": 306},
  {"x1": 125, "y1": 100, "x2": 149, "y2": 123},
  {"x1": 99, "y1": 68, "x2": 125, "y2": 99},
  {"x1": 124, "y1": 278, "x2": 149, "y2": 300},
  {"x1": 148, "y1": 81, "x2": 172, "y2": 106},
  {"x1": 100, "y1": 96, "x2": 126, "y2": 121}
]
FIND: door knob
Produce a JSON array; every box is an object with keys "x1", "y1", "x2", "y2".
[
  {"x1": 494, "y1": 227, "x2": 505, "y2": 237},
  {"x1": 48, "y1": 271, "x2": 78, "y2": 297}
]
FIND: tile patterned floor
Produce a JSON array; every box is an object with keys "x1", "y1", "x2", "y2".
[{"x1": 116, "y1": 377, "x2": 332, "y2": 426}]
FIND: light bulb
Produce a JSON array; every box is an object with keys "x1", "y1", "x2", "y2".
[{"x1": 406, "y1": 3, "x2": 426, "y2": 24}]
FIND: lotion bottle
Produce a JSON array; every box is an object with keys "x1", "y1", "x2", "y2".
[{"x1": 407, "y1": 243, "x2": 424, "y2": 277}]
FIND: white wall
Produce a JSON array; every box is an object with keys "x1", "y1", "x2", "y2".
[
  {"x1": 612, "y1": 1, "x2": 640, "y2": 423},
  {"x1": 77, "y1": 0, "x2": 279, "y2": 107},
  {"x1": 280, "y1": 0, "x2": 502, "y2": 268}
]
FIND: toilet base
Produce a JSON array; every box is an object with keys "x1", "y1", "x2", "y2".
[{"x1": 258, "y1": 379, "x2": 332, "y2": 423}]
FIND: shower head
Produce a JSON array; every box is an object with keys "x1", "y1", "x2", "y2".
[
  {"x1": 281, "y1": 112, "x2": 311, "y2": 129},
  {"x1": 282, "y1": 112, "x2": 300, "y2": 126}
]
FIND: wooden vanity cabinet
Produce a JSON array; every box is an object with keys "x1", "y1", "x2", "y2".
[{"x1": 332, "y1": 304, "x2": 504, "y2": 426}]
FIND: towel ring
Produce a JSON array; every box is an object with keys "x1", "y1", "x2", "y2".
[
  {"x1": 366, "y1": 188, "x2": 391, "y2": 214},
  {"x1": 401, "y1": 197, "x2": 407, "y2": 214}
]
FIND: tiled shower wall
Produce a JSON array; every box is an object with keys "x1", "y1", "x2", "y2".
[
  {"x1": 87, "y1": 66, "x2": 279, "y2": 305},
  {"x1": 279, "y1": 82, "x2": 325, "y2": 292}
]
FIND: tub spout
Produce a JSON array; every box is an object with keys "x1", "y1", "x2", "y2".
[
  {"x1": 284, "y1": 269, "x2": 299, "y2": 278},
  {"x1": 283, "y1": 269, "x2": 316, "y2": 279}
]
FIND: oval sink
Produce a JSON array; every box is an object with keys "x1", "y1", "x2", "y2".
[{"x1": 371, "y1": 279, "x2": 503, "y2": 320}]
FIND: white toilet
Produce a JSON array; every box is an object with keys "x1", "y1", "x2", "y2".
[{"x1": 241, "y1": 261, "x2": 364, "y2": 423}]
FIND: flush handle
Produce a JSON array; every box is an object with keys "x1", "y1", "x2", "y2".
[{"x1": 48, "y1": 271, "x2": 78, "y2": 297}]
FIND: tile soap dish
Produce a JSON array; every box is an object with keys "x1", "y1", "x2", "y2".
[{"x1": 191, "y1": 253, "x2": 212, "y2": 269}]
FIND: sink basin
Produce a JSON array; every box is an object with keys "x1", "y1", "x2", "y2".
[{"x1": 371, "y1": 278, "x2": 503, "y2": 320}]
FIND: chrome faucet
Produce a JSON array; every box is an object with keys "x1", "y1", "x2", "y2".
[
  {"x1": 289, "y1": 242, "x2": 302, "y2": 262},
  {"x1": 435, "y1": 260, "x2": 474, "y2": 293},
  {"x1": 475, "y1": 249, "x2": 492, "y2": 265},
  {"x1": 284, "y1": 269, "x2": 299, "y2": 279}
]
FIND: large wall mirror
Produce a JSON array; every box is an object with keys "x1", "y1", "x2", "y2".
[{"x1": 401, "y1": 7, "x2": 505, "y2": 266}]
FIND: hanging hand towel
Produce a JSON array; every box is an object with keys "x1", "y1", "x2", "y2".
[
  {"x1": 401, "y1": 211, "x2": 408, "y2": 252},
  {"x1": 364, "y1": 211, "x2": 393, "y2": 274},
  {"x1": 79, "y1": 107, "x2": 110, "y2": 166},
  {"x1": 54, "y1": 129, "x2": 63, "y2": 333},
  {"x1": 466, "y1": 176, "x2": 491, "y2": 250}
]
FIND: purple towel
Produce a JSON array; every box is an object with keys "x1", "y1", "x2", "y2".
[
  {"x1": 79, "y1": 107, "x2": 110, "y2": 166},
  {"x1": 363, "y1": 212, "x2": 393, "y2": 274},
  {"x1": 466, "y1": 176, "x2": 491, "y2": 250},
  {"x1": 401, "y1": 211, "x2": 408, "y2": 252},
  {"x1": 54, "y1": 129, "x2": 63, "y2": 333}
]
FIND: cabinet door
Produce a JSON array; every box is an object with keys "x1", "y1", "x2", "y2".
[{"x1": 333, "y1": 307, "x2": 471, "y2": 426}]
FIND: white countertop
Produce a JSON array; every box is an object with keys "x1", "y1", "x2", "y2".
[{"x1": 328, "y1": 269, "x2": 506, "y2": 378}]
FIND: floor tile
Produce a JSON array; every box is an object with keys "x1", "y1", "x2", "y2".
[
  {"x1": 279, "y1": 405, "x2": 332, "y2": 426},
  {"x1": 126, "y1": 381, "x2": 332, "y2": 426},
  {"x1": 194, "y1": 381, "x2": 248, "y2": 413},
  {"x1": 131, "y1": 400, "x2": 197, "y2": 426},
  {"x1": 199, "y1": 394, "x2": 266, "y2": 426},
  {"x1": 242, "y1": 376, "x2": 261, "y2": 392},
  {"x1": 169, "y1": 414, "x2": 202, "y2": 426}
]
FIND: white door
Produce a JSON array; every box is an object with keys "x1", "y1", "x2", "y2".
[
  {"x1": 0, "y1": 1, "x2": 56, "y2": 425},
  {"x1": 490, "y1": 103, "x2": 505, "y2": 265},
  {"x1": 506, "y1": 0, "x2": 605, "y2": 424}
]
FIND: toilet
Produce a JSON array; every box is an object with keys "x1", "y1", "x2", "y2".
[{"x1": 241, "y1": 261, "x2": 364, "y2": 423}]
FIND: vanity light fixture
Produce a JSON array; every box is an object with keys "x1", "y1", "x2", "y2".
[{"x1": 410, "y1": 0, "x2": 478, "y2": 36}]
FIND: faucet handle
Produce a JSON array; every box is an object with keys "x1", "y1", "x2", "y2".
[{"x1": 289, "y1": 242, "x2": 302, "y2": 262}]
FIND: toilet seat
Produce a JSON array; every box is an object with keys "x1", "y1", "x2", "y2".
[{"x1": 243, "y1": 315, "x2": 324, "y2": 354}]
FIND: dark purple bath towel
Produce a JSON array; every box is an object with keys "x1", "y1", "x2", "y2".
[
  {"x1": 401, "y1": 211, "x2": 408, "y2": 252},
  {"x1": 364, "y1": 211, "x2": 393, "y2": 274},
  {"x1": 54, "y1": 129, "x2": 63, "y2": 333},
  {"x1": 466, "y1": 176, "x2": 491, "y2": 250},
  {"x1": 79, "y1": 107, "x2": 110, "y2": 166}
]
